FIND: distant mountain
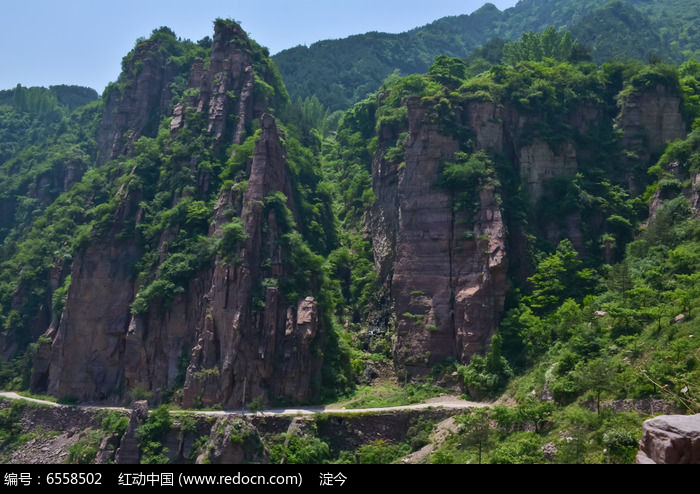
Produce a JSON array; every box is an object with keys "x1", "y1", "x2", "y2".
[
  {"x1": 0, "y1": 84, "x2": 97, "y2": 112},
  {"x1": 273, "y1": 0, "x2": 700, "y2": 110}
]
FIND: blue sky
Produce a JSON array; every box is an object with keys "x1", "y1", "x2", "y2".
[{"x1": 0, "y1": 0, "x2": 518, "y2": 93}]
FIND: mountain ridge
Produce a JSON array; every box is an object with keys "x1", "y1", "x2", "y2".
[{"x1": 273, "y1": 0, "x2": 700, "y2": 110}]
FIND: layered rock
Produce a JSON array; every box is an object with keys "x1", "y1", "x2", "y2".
[
  {"x1": 183, "y1": 115, "x2": 323, "y2": 408},
  {"x1": 34, "y1": 21, "x2": 321, "y2": 407},
  {"x1": 369, "y1": 80, "x2": 686, "y2": 376},
  {"x1": 616, "y1": 83, "x2": 686, "y2": 192},
  {"x1": 97, "y1": 33, "x2": 180, "y2": 164},
  {"x1": 617, "y1": 84, "x2": 685, "y2": 157},
  {"x1": 371, "y1": 98, "x2": 508, "y2": 374},
  {"x1": 518, "y1": 140, "x2": 577, "y2": 203},
  {"x1": 636, "y1": 414, "x2": 700, "y2": 464}
]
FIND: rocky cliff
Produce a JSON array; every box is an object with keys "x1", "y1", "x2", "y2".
[
  {"x1": 32, "y1": 20, "x2": 322, "y2": 407},
  {"x1": 370, "y1": 98, "x2": 508, "y2": 373},
  {"x1": 97, "y1": 30, "x2": 180, "y2": 165},
  {"x1": 616, "y1": 83, "x2": 686, "y2": 193},
  {"x1": 13, "y1": 25, "x2": 690, "y2": 407},
  {"x1": 182, "y1": 114, "x2": 324, "y2": 409},
  {"x1": 363, "y1": 72, "x2": 686, "y2": 376}
]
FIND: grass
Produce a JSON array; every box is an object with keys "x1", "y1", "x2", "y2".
[
  {"x1": 329, "y1": 379, "x2": 448, "y2": 409},
  {"x1": 16, "y1": 391, "x2": 58, "y2": 403},
  {"x1": 0, "y1": 396, "x2": 52, "y2": 408},
  {"x1": 428, "y1": 405, "x2": 645, "y2": 464}
]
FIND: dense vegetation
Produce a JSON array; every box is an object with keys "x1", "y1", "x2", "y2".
[
  {"x1": 0, "y1": 9, "x2": 699, "y2": 464},
  {"x1": 311, "y1": 27, "x2": 698, "y2": 462},
  {"x1": 273, "y1": 0, "x2": 700, "y2": 110}
]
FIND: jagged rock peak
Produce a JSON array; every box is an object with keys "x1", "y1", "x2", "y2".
[
  {"x1": 180, "y1": 114, "x2": 323, "y2": 409},
  {"x1": 97, "y1": 28, "x2": 182, "y2": 164},
  {"x1": 171, "y1": 19, "x2": 287, "y2": 146}
]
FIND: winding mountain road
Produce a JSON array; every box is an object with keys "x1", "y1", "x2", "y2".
[{"x1": 0, "y1": 391, "x2": 487, "y2": 416}]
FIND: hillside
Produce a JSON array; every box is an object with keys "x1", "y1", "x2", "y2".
[
  {"x1": 0, "y1": 19, "x2": 698, "y2": 464},
  {"x1": 273, "y1": 0, "x2": 700, "y2": 110}
]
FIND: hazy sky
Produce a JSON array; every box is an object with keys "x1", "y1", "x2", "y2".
[{"x1": 0, "y1": 0, "x2": 519, "y2": 93}]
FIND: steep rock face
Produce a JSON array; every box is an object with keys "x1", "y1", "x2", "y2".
[
  {"x1": 369, "y1": 83, "x2": 686, "y2": 375},
  {"x1": 371, "y1": 99, "x2": 508, "y2": 374},
  {"x1": 636, "y1": 414, "x2": 700, "y2": 464},
  {"x1": 35, "y1": 21, "x2": 320, "y2": 407},
  {"x1": 617, "y1": 84, "x2": 685, "y2": 155},
  {"x1": 517, "y1": 139, "x2": 577, "y2": 203},
  {"x1": 616, "y1": 84, "x2": 686, "y2": 192},
  {"x1": 179, "y1": 22, "x2": 255, "y2": 145},
  {"x1": 172, "y1": 21, "x2": 277, "y2": 147},
  {"x1": 183, "y1": 115, "x2": 323, "y2": 408},
  {"x1": 43, "y1": 191, "x2": 142, "y2": 401},
  {"x1": 691, "y1": 172, "x2": 700, "y2": 215},
  {"x1": 97, "y1": 37, "x2": 179, "y2": 164},
  {"x1": 122, "y1": 273, "x2": 212, "y2": 400}
]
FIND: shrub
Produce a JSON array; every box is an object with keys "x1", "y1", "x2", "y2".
[{"x1": 136, "y1": 405, "x2": 172, "y2": 464}]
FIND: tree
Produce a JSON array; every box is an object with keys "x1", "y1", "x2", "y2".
[
  {"x1": 502, "y1": 27, "x2": 582, "y2": 65},
  {"x1": 456, "y1": 409, "x2": 492, "y2": 464},
  {"x1": 516, "y1": 399, "x2": 555, "y2": 433},
  {"x1": 577, "y1": 357, "x2": 617, "y2": 416},
  {"x1": 458, "y1": 333, "x2": 513, "y2": 397},
  {"x1": 525, "y1": 239, "x2": 594, "y2": 314},
  {"x1": 247, "y1": 395, "x2": 266, "y2": 415},
  {"x1": 607, "y1": 261, "x2": 632, "y2": 304},
  {"x1": 429, "y1": 56, "x2": 467, "y2": 88}
]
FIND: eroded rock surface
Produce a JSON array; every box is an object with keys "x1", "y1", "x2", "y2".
[{"x1": 636, "y1": 414, "x2": 700, "y2": 464}]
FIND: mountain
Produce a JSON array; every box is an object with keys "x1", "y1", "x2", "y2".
[
  {"x1": 0, "y1": 19, "x2": 698, "y2": 464},
  {"x1": 1, "y1": 22, "x2": 345, "y2": 407},
  {"x1": 272, "y1": 0, "x2": 700, "y2": 110}
]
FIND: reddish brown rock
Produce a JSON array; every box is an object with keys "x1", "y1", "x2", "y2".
[
  {"x1": 97, "y1": 36, "x2": 179, "y2": 164},
  {"x1": 636, "y1": 414, "x2": 700, "y2": 464},
  {"x1": 36, "y1": 21, "x2": 320, "y2": 407},
  {"x1": 183, "y1": 115, "x2": 323, "y2": 409},
  {"x1": 44, "y1": 201, "x2": 141, "y2": 401},
  {"x1": 371, "y1": 98, "x2": 508, "y2": 374},
  {"x1": 115, "y1": 401, "x2": 149, "y2": 464}
]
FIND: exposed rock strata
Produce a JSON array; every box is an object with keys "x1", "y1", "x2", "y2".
[
  {"x1": 371, "y1": 98, "x2": 507, "y2": 374},
  {"x1": 616, "y1": 84, "x2": 686, "y2": 192},
  {"x1": 370, "y1": 83, "x2": 685, "y2": 376},
  {"x1": 183, "y1": 115, "x2": 323, "y2": 409},
  {"x1": 35, "y1": 21, "x2": 322, "y2": 407}
]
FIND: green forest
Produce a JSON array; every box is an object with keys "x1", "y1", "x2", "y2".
[
  {"x1": 0, "y1": 0, "x2": 699, "y2": 465},
  {"x1": 273, "y1": 0, "x2": 700, "y2": 110}
]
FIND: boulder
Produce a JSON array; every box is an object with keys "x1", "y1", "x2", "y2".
[{"x1": 636, "y1": 414, "x2": 700, "y2": 464}]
